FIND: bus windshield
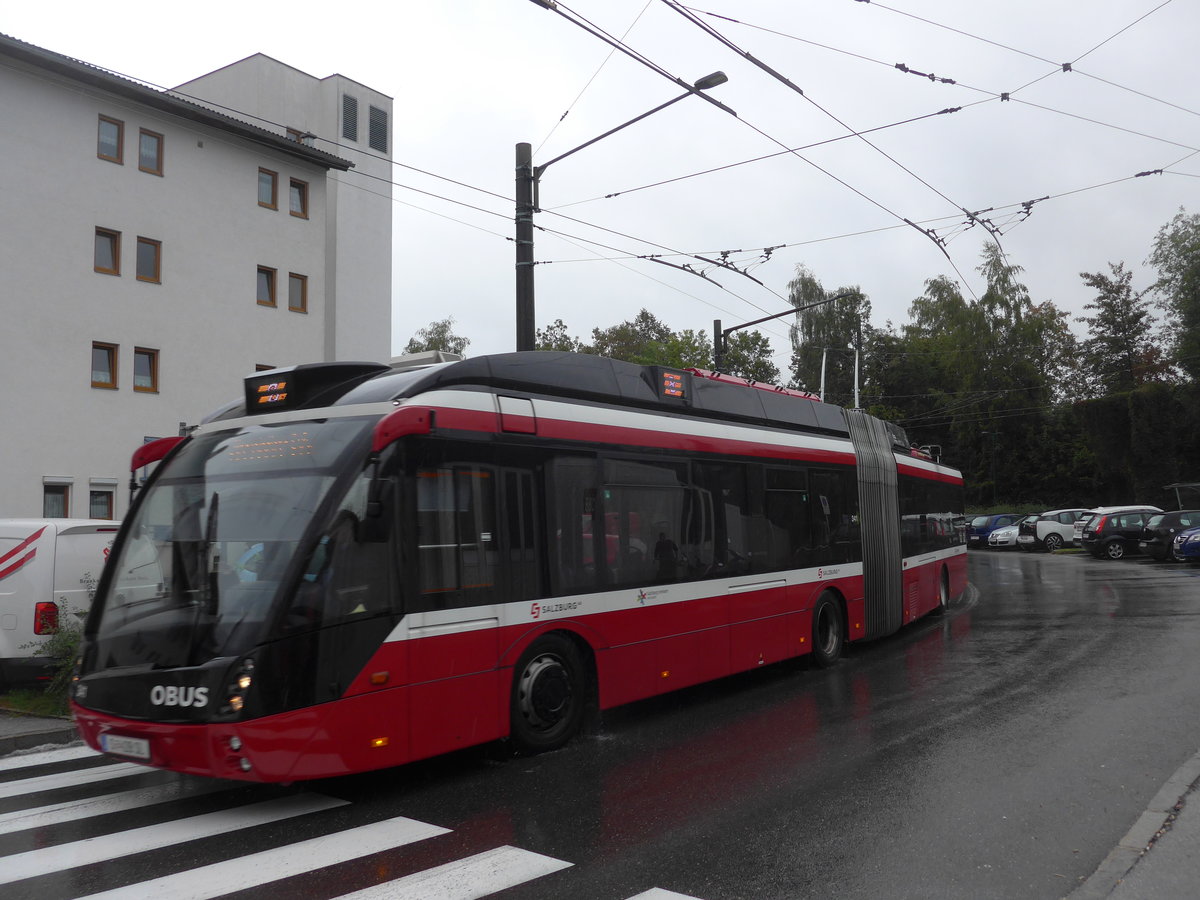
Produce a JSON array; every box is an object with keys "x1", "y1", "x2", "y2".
[{"x1": 91, "y1": 417, "x2": 375, "y2": 669}]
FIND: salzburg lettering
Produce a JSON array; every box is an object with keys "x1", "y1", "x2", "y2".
[{"x1": 530, "y1": 601, "x2": 583, "y2": 619}]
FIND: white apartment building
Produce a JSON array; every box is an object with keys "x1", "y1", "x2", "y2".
[{"x1": 0, "y1": 34, "x2": 393, "y2": 521}]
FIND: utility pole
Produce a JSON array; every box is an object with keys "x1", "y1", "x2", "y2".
[
  {"x1": 515, "y1": 143, "x2": 536, "y2": 352},
  {"x1": 515, "y1": 73, "x2": 733, "y2": 353}
]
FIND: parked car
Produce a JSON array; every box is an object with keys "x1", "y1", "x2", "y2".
[
  {"x1": 1073, "y1": 505, "x2": 1163, "y2": 548},
  {"x1": 1171, "y1": 526, "x2": 1200, "y2": 562},
  {"x1": 1079, "y1": 506, "x2": 1163, "y2": 559},
  {"x1": 1140, "y1": 510, "x2": 1200, "y2": 560},
  {"x1": 989, "y1": 515, "x2": 1037, "y2": 549},
  {"x1": 1017, "y1": 508, "x2": 1091, "y2": 552},
  {"x1": 0, "y1": 518, "x2": 119, "y2": 687},
  {"x1": 968, "y1": 513, "x2": 1022, "y2": 548}
]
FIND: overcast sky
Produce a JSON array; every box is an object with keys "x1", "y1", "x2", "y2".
[{"x1": 11, "y1": 1, "x2": 1198, "y2": 373}]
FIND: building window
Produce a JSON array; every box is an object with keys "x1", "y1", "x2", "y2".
[
  {"x1": 133, "y1": 347, "x2": 159, "y2": 392},
  {"x1": 136, "y1": 237, "x2": 161, "y2": 283},
  {"x1": 289, "y1": 179, "x2": 308, "y2": 218},
  {"x1": 44, "y1": 485, "x2": 70, "y2": 518},
  {"x1": 90, "y1": 490, "x2": 114, "y2": 520},
  {"x1": 98, "y1": 116, "x2": 123, "y2": 163},
  {"x1": 288, "y1": 273, "x2": 308, "y2": 312},
  {"x1": 258, "y1": 168, "x2": 277, "y2": 208},
  {"x1": 138, "y1": 129, "x2": 163, "y2": 175},
  {"x1": 95, "y1": 228, "x2": 121, "y2": 275},
  {"x1": 91, "y1": 342, "x2": 118, "y2": 389},
  {"x1": 342, "y1": 94, "x2": 358, "y2": 141},
  {"x1": 257, "y1": 266, "x2": 277, "y2": 306},
  {"x1": 368, "y1": 105, "x2": 388, "y2": 152}
]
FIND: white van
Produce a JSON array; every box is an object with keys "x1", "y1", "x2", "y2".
[{"x1": 0, "y1": 519, "x2": 119, "y2": 687}]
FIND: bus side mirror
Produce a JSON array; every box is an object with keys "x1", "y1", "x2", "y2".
[{"x1": 359, "y1": 466, "x2": 391, "y2": 543}]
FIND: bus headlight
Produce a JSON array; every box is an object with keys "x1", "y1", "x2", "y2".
[{"x1": 221, "y1": 658, "x2": 255, "y2": 716}]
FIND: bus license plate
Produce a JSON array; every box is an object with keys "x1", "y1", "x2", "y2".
[{"x1": 101, "y1": 733, "x2": 150, "y2": 760}]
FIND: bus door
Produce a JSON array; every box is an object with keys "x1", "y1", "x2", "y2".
[{"x1": 407, "y1": 464, "x2": 504, "y2": 759}]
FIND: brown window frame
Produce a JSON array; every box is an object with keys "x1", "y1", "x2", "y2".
[
  {"x1": 44, "y1": 485, "x2": 71, "y2": 518},
  {"x1": 98, "y1": 115, "x2": 123, "y2": 163},
  {"x1": 92, "y1": 342, "x2": 118, "y2": 389},
  {"x1": 257, "y1": 266, "x2": 277, "y2": 307},
  {"x1": 258, "y1": 168, "x2": 278, "y2": 209},
  {"x1": 289, "y1": 179, "x2": 308, "y2": 218},
  {"x1": 138, "y1": 129, "x2": 164, "y2": 175},
  {"x1": 89, "y1": 490, "x2": 115, "y2": 520},
  {"x1": 94, "y1": 228, "x2": 121, "y2": 275},
  {"x1": 288, "y1": 273, "x2": 308, "y2": 313},
  {"x1": 136, "y1": 237, "x2": 162, "y2": 283},
  {"x1": 133, "y1": 347, "x2": 159, "y2": 393}
]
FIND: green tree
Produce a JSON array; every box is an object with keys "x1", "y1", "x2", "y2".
[
  {"x1": 589, "y1": 309, "x2": 711, "y2": 368},
  {"x1": 1077, "y1": 262, "x2": 1166, "y2": 395},
  {"x1": 722, "y1": 330, "x2": 780, "y2": 383},
  {"x1": 786, "y1": 265, "x2": 871, "y2": 404},
  {"x1": 403, "y1": 317, "x2": 470, "y2": 356},
  {"x1": 535, "y1": 319, "x2": 585, "y2": 353},
  {"x1": 1148, "y1": 208, "x2": 1200, "y2": 380}
]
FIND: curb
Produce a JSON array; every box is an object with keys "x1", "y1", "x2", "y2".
[
  {"x1": 1066, "y1": 748, "x2": 1200, "y2": 899},
  {"x1": 0, "y1": 709, "x2": 80, "y2": 758}
]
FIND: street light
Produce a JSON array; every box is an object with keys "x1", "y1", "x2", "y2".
[
  {"x1": 515, "y1": 71, "x2": 732, "y2": 351},
  {"x1": 712, "y1": 291, "x2": 858, "y2": 376}
]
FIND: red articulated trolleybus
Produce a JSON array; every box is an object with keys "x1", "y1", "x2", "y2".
[{"x1": 72, "y1": 351, "x2": 966, "y2": 782}]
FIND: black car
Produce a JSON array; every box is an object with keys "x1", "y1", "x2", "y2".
[
  {"x1": 1080, "y1": 507, "x2": 1162, "y2": 559},
  {"x1": 1140, "y1": 510, "x2": 1200, "y2": 561}
]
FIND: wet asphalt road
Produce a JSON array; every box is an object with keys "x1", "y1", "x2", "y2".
[
  {"x1": 311, "y1": 549, "x2": 1200, "y2": 900},
  {"x1": 10, "y1": 550, "x2": 1200, "y2": 899}
]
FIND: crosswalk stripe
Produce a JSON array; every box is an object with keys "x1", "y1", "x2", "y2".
[
  {"x1": 330, "y1": 845, "x2": 573, "y2": 900},
  {"x1": 0, "y1": 761, "x2": 146, "y2": 799},
  {"x1": 74, "y1": 815, "x2": 449, "y2": 900},
  {"x1": 0, "y1": 744, "x2": 96, "y2": 772},
  {"x1": 0, "y1": 779, "x2": 234, "y2": 835},
  {"x1": 627, "y1": 890, "x2": 704, "y2": 900},
  {"x1": 0, "y1": 793, "x2": 347, "y2": 885}
]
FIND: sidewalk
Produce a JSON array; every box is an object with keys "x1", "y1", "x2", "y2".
[
  {"x1": 1069, "y1": 749, "x2": 1200, "y2": 899},
  {"x1": 0, "y1": 708, "x2": 79, "y2": 756}
]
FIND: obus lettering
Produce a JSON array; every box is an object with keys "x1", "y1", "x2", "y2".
[{"x1": 149, "y1": 685, "x2": 209, "y2": 708}]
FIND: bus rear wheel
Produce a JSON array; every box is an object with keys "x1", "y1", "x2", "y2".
[
  {"x1": 510, "y1": 634, "x2": 585, "y2": 754},
  {"x1": 935, "y1": 567, "x2": 951, "y2": 614},
  {"x1": 811, "y1": 592, "x2": 845, "y2": 668}
]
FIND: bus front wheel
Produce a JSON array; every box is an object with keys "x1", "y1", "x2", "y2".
[
  {"x1": 510, "y1": 634, "x2": 585, "y2": 754},
  {"x1": 811, "y1": 592, "x2": 845, "y2": 668}
]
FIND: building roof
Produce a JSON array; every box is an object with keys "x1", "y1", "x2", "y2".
[{"x1": 0, "y1": 33, "x2": 353, "y2": 171}]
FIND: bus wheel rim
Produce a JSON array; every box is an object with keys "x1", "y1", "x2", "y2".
[{"x1": 518, "y1": 654, "x2": 571, "y2": 730}]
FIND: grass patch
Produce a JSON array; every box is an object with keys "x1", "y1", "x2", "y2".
[{"x1": 0, "y1": 688, "x2": 70, "y2": 719}]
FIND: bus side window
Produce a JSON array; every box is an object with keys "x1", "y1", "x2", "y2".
[
  {"x1": 547, "y1": 456, "x2": 601, "y2": 595},
  {"x1": 693, "y1": 461, "x2": 753, "y2": 576}
]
